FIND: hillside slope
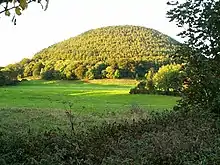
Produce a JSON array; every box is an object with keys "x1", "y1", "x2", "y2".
[
  {"x1": 7, "y1": 25, "x2": 180, "y2": 79},
  {"x1": 34, "y1": 25, "x2": 179, "y2": 63}
]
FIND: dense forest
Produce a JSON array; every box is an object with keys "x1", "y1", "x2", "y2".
[{"x1": 4, "y1": 25, "x2": 180, "y2": 80}]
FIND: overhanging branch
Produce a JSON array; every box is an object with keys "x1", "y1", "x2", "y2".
[{"x1": 0, "y1": 0, "x2": 49, "y2": 15}]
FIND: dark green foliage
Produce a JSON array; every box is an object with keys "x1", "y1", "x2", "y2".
[
  {"x1": 167, "y1": 0, "x2": 220, "y2": 112},
  {"x1": 12, "y1": 25, "x2": 180, "y2": 80},
  {"x1": 41, "y1": 70, "x2": 62, "y2": 80},
  {"x1": 129, "y1": 81, "x2": 149, "y2": 94},
  {"x1": 93, "y1": 62, "x2": 107, "y2": 79},
  {"x1": 1, "y1": 110, "x2": 220, "y2": 164},
  {"x1": 0, "y1": 70, "x2": 19, "y2": 86}
]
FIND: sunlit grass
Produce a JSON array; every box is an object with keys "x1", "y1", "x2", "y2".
[
  {"x1": 0, "y1": 79, "x2": 180, "y2": 143},
  {"x1": 0, "y1": 80, "x2": 179, "y2": 113}
]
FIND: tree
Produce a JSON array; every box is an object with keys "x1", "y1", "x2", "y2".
[
  {"x1": 63, "y1": 63, "x2": 77, "y2": 80},
  {"x1": 85, "y1": 68, "x2": 95, "y2": 80},
  {"x1": 167, "y1": 0, "x2": 220, "y2": 112},
  {"x1": 0, "y1": 70, "x2": 19, "y2": 86},
  {"x1": 32, "y1": 62, "x2": 44, "y2": 77},
  {"x1": 153, "y1": 64, "x2": 184, "y2": 93},
  {"x1": 93, "y1": 62, "x2": 107, "y2": 79},
  {"x1": 3, "y1": 63, "x2": 23, "y2": 78},
  {"x1": 75, "y1": 65, "x2": 87, "y2": 79},
  {"x1": 114, "y1": 69, "x2": 120, "y2": 79},
  {"x1": 105, "y1": 66, "x2": 115, "y2": 79},
  {"x1": 145, "y1": 67, "x2": 155, "y2": 91},
  {"x1": 0, "y1": 0, "x2": 49, "y2": 25},
  {"x1": 23, "y1": 61, "x2": 34, "y2": 77}
]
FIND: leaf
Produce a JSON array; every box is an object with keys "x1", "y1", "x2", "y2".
[
  {"x1": 15, "y1": 7, "x2": 22, "y2": 16},
  {"x1": 19, "y1": 0, "x2": 28, "y2": 10},
  {"x1": 5, "y1": 10, "x2": 10, "y2": 16}
]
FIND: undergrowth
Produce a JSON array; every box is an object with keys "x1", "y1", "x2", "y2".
[{"x1": 0, "y1": 109, "x2": 220, "y2": 165}]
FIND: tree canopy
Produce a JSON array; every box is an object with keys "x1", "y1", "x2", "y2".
[
  {"x1": 153, "y1": 64, "x2": 184, "y2": 93},
  {"x1": 167, "y1": 0, "x2": 220, "y2": 112}
]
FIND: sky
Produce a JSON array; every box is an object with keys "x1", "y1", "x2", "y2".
[{"x1": 0, "y1": 0, "x2": 183, "y2": 66}]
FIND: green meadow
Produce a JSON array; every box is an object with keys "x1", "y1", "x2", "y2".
[
  {"x1": 0, "y1": 79, "x2": 179, "y2": 132},
  {"x1": 0, "y1": 79, "x2": 178, "y2": 113}
]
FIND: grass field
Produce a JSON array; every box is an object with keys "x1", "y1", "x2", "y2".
[
  {"x1": 0, "y1": 79, "x2": 179, "y2": 113},
  {"x1": 0, "y1": 79, "x2": 179, "y2": 132}
]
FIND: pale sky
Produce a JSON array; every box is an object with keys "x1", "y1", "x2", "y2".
[{"x1": 0, "y1": 0, "x2": 183, "y2": 66}]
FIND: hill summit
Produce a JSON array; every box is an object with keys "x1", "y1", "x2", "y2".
[
  {"x1": 9, "y1": 25, "x2": 180, "y2": 80},
  {"x1": 34, "y1": 25, "x2": 179, "y2": 63}
]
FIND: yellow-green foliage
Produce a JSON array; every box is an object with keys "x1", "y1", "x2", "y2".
[
  {"x1": 153, "y1": 64, "x2": 183, "y2": 92},
  {"x1": 34, "y1": 25, "x2": 179, "y2": 64},
  {"x1": 6, "y1": 25, "x2": 180, "y2": 80}
]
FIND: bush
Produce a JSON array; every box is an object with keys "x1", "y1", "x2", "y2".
[
  {"x1": 41, "y1": 70, "x2": 62, "y2": 80},
  {"x1": 1, "y1": 110, "x2": 220, "y2": 164},
  {"x1": 0, "y1": 71, "x2": 20, "y2": 86},
  {"x1": 5, "y1": 80, "x2": 20, "y2": 86},
  {"x1": 129, "y1": 81, "x2": 149, "y2": 94}
]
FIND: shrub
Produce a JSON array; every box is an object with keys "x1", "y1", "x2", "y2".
[
  {"x1": 1, "y1": 110, "x2": 220, "y2": 164},
  {"x1": 0, "y1": 71, "x2": 20, "y2": 86},
  {"x1": 129, "y1": 81, "x2": 149, "y2": 94},
  {"x1": 41, "y1": 70, "x2": 62, "y2": 80}
]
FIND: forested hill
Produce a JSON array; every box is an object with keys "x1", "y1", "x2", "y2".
[
  {"x1": 34, "y1": 25, "x2": 179, "y2": 63},
  {"x1": 6, "y1": 25, "x2": 180, "y2": 80}
]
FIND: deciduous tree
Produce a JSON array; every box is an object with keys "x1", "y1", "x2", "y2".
[
  {"x1": 153, "y1": 64, "x2": 183, "y2": 93},
  {"x1": 167, "y1": 0, "x2": 220, "y2": 112}
]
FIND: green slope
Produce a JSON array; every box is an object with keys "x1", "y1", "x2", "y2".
[
  {"x1": 34, "y1": 25, "x2": 179, "y2": 63},
  {"x1": 7, "y1": 25, "x2": 180, "y2": 79}
]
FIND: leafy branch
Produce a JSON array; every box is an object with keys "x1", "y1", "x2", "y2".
[{"x1": 0, "y1": 0, "x2": 49, "y2": 24}]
